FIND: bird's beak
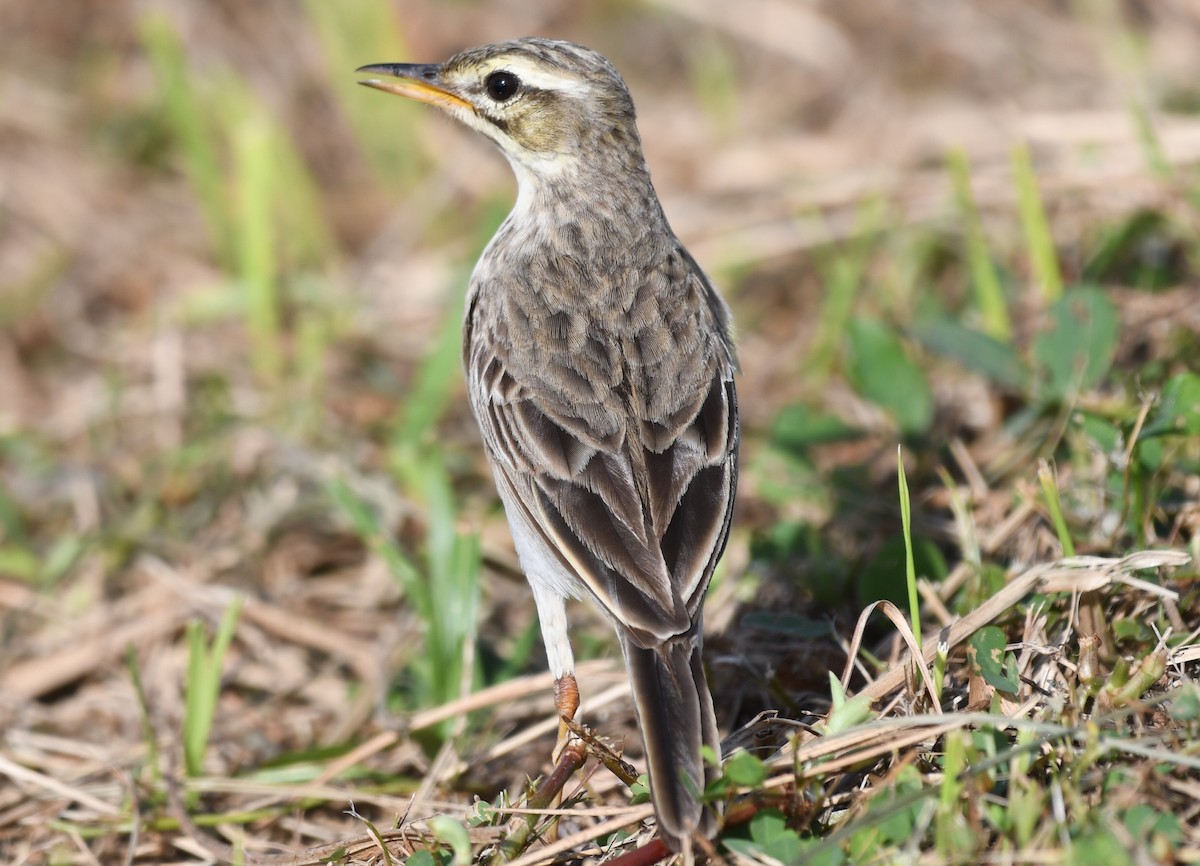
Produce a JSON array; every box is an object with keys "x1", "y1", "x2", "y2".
[{"x1": 355, "y1": 63, "x2": 474, "y2": 113}]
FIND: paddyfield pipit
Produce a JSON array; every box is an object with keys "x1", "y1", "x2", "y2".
[{"x1": 358, "y1": 37, "x2": 739, "y2": 850}]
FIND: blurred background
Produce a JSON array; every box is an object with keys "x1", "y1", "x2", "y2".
[{"x1": 2, "y1": 1, "x2": 1199, "y2": 861}]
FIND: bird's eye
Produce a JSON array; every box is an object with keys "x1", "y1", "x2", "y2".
[{"x1": 485, "y1": 70, "x2": 521, "y2": 102}]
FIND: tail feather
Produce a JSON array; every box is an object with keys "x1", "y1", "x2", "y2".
[{"x1": 621, "y1": 630, "x2": 721, "y2": 850}]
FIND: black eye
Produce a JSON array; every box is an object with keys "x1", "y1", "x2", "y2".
[{"x1": 485, "y1": 70, "x2": 520, "y2": 102}]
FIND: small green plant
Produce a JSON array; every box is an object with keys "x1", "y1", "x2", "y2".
[
  {"x1": 141, "y1": 12, "x2": 337, "y2": 391},
  {"x1": 183, "y1": 597, "x2": 243, "y2": 777},
  {"x1": 822, "y1": 673, "x2": 875, "y2": 735},
  {"x1": 845, "y1": 319, "x2": 934, "y2": 435},
  {"x1": 329, "y1": 464, "x2": 481, "y2": 735}
]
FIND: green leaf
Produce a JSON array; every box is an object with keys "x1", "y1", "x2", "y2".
[
  {"x1": 1142, "y1": 371, "x2": 1200, "y2": 438},
  {"x1": 0, "y1": 545, "x2": 40, "y2": 583},
  {"x1": 845, "y1": 318, "x2": 935, "y2": 435},
  {"x1": 847, "y1": 764, "x2": 925, "y2": 858},
  {"x1": 1033, "y1": 287, "x2": 1119, "y2": 402},
  {"x1": 749, "y1": 445, "x2": 829, "y2": 512},
  {"x1": 897, "y1": 447, "x2": 921, "y2": 648},
  {"x1": 967, "y1": 626, "x2": 1019, "y2": 695},
  {"x1": 429, "y1": 816, "x2": 472, "y2": 866},
  {"x1": 392, "y1": 301, "x2": 467, "y2": 451},
  {"x1": 770, "y1": 405, "x2": 860, "y2": 450},
  {"x1": 825, "y1": 672, "x2": 875, "y2": 734},
  {"x1": 1112, "y1": 618, "x2": 1150, "y2": 642},
  {"x1": 1135, "y1": 435, "x2": 1165, "y2": 471},
  {"x1": 1169, "y1": 682, "x2": 1200, "y2": 721},
  {"x1": 405, "y1": 851, "x2": 440, "y2": 866},
  {"x1": 1074, "y1": 412, "x2": 1121, "y2": 453},
  {"x1": 1123, "y1": 804, "x2": 1184, "y2": 845},
  {"x1": 1065, "y1": 826, "x2": 1133, "y2": 866},
  {"x1": 748, "y1": 810, "x2": 803, "y2": 865},
  {"x1": 630, "y1": 774, "x2": 650, "y2": 805},
  {"x1": 723, "y1": 750, "x2": 767, "y2": 787},
  {"x1": 912, "y1": 315, "x2": 1027, "y2": 389},
  {"x1": 858, "y1": 534, "x2": 947, "y2": 609}
]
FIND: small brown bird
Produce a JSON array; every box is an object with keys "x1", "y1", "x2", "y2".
[{"x1": 359, "y1": 38, "x2": 738, "y2": 851}]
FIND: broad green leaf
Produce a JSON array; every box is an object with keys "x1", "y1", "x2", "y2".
[
  {"x1": 858, "y1": 534, "x2": 947, "y2": 609},
  {"x1": 825, "y1": 672, "x2": 875, "y2": 734},
  {"x1": 1142, "y1": 371, "x2": 1200, "y2": 438},
  {"x1": 405, "y1": 850, "x2": 441, "y2": 866},
  {"x1": 1065, "y1": 826, "x2": 1134, "y2": 866},
  {"x1": 750, "y1": 445, "x2": 828, "y2": 512},
  {"x1": 723, "y1": 750, "x2": 767, "y2": 787},
  {"x1": 846, "y1": 318, "x2": 934, "y2": 435},
  {"x1": 1033, "y1": 287, "x2": 1119, "y2": 402},
  {"x1": 1123, "y1": 804, "x2": 1184, "y2": 846},
  {"x1": 912, "y1": 315, "x2": 1027, "y2": 389},
  {"x1": 748, "y1": 810, "x2": 804, "y2": 865},
  {"x1": 429, "y1": 816, "x2": 472, "y2": 866},
  {"x1": 1074, "y1": 412, "x2": 1121, "y2": 453},
  {"x1": 1169, "y1": 683, "x2": 1200, "y2": 721},
  {"x1": 967, "y1": 626, "x2": 1019, "y2": 695},
  {"x1": 771, "y1": 405, "x2": 860, "y2": 450}
]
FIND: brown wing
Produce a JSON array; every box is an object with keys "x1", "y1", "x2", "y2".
[{"x1": 466, "y1": 255, "x2": 738, "y2": 647}]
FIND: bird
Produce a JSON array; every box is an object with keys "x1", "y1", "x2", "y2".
[{"x1": 357, "y1": 37, "x2": 739, "y2": 852}]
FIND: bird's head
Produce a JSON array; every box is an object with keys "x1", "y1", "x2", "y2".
[{"x1": 357, "y1": 38, "x2": 645, "y2": 184}]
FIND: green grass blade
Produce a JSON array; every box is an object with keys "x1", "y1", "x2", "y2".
[
  {"x1": 1037, "y1": 460, "x2": 1076, "y2": 557},
  {"x1": 392, "y1": 300, "x2": 465, "y2": 452},
  {"x1": 124, "y1": 645, "x2": 161, "y2": 781},
  {"x1": 947, "y1": 149, "x2": 1011, "y2": 342},
  {"x1": 1012, "y1": 141, "x2": 1063, "y2": 302},
  {"x1": 183, "y1": 621, "x2": 207, "y2": 776},
  {"x1": 233, "y1": 115, "x2": 281, "y2": 384},
  {"x1": 804, "y1": 200, "x2": 885, "y2": 384},
  {"x1": 183, "y1": 597, "x2": 243, "y2": 777},
  {"x1": 897, "y1": 446, "x2": 921, "y2": 648},
  {"x1": 405, "y1": 458, "x2": 481, "y2": 710},
  {"x1": 303, "y1": 0, "x2": 421, "y2": 188},
  {"x1": 327, "y1": 476, "x2": 426, "y2": 613},
  {"x1": 1129, "y1": 101, "x2": 1171, "y2": 180},
  {"x1": 139, "y1": 14, "x2": 233, "y2": 266}
]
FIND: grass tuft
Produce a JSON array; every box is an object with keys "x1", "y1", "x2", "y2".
[{"x1": 183, "y1": 597, "x2": 244, "y2": 778}]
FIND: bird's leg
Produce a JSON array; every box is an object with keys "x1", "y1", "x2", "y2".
[
  {"x1": 554, "y1": 673, "x2": 580, "y2": 721},
  {"x1": 530, "y1": 582, "x2": 578, "y2": 762},
  {"x1": 553, "y1": 672, "x2": 580, "y2": 762}
]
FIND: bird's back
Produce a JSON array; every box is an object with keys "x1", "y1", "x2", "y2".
[{"x1": 465, "y1": 218, "x2": 738, "y2": 640}]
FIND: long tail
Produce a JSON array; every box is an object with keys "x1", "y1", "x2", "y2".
[{"x1": 620, "y1": 629, "x2": 721, "y2": 851}]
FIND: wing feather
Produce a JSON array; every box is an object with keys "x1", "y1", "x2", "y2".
[{"x1": 466, "y1": 254, "x2": 738, "y2": 646}]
